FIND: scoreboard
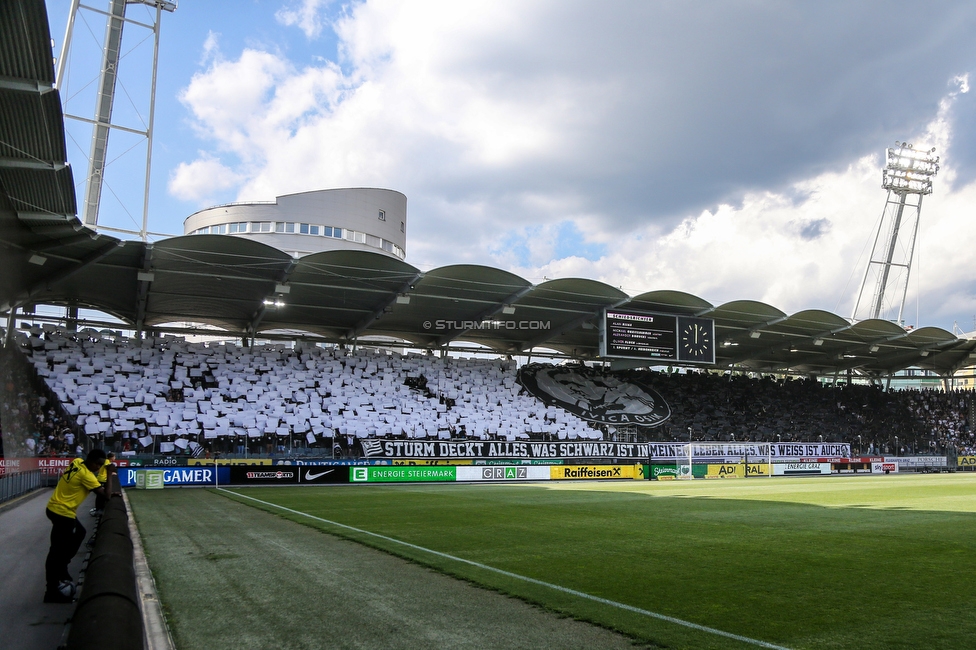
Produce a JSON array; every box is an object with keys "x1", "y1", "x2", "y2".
[{"x1": 600, "y1": 310, "x2": 715, "y2": 364}]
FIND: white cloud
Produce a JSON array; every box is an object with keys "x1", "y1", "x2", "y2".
[
  {"x1": 200, "y1": 30, "x2": 220, "y2": 66},
  {"x1": 170, "y1": 1, "x2": 976, "y2": 329},
  {"x1": 276, "y1": 0, "x2": 331, "y2": 40},
  {"x1": 167, "y1": 154, "x2": 244, "y2": 204}
]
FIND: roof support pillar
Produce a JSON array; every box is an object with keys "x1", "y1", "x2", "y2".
[
  {"x1": 4, "y1": 307, "x2": 16, "y2": 346},
  {"x1": 134, "y1": 243, "x2": 154, "y2": 337}
]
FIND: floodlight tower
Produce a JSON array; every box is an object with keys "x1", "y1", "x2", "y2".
[
  {"x1": 56, "y1": 0, "x2": 176, "y2": 240},
  {"x1": 851, "y1": 142, "x2": 940, "y2": 324}
]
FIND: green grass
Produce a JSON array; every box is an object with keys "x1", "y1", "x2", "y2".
[{"x1": 215, "y1": 474, "x2": 976, "y2": 649}]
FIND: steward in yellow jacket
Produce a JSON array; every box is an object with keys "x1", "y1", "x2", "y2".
[{"x1": 43, "y1": 449, "x2": 119, "y2": 603}]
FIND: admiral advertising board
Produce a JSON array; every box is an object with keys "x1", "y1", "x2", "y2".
[
  {"x1": 518, "y1": 363, "x2": 670, "y2": 427},
  {"x1": 600, "y1": 310, "x2": 715, "y2": 364}
]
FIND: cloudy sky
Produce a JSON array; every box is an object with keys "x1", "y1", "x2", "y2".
[{"x1": 45, "y1": 0, "x2": 976, "y2": 331}]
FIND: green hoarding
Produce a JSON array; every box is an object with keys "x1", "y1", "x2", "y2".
[{"x1": 350, "y1": 466, "x2": 457, "y2": 483}]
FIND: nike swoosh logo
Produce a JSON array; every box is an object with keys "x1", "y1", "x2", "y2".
[{"x1": 305, "y1": 469, "x2": 334, "y2": 481}]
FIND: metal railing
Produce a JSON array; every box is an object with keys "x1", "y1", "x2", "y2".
[{"x1": 0, "y1": 469, "x2": 43, "y2": 503}]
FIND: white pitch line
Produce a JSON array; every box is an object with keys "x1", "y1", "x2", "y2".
[{"x1": 219, "y1": 488, "x2": 792, "y2": 650}]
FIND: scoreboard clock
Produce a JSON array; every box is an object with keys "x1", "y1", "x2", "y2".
[
  {"x1": 676, "y1": 316, "x2": 714, "y2": 363},
  {"x1": 600, "y1": 310, "x2": 715, "y2": 364}
]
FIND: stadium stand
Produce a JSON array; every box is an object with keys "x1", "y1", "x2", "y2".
[
  {"x1": 24, "y1": 330, "x2": 599, "y2": 456},
  {"x1": 0, "y1": 336, "x2": 80, "y2": 458},
  {"x1": 13, "y1": 327, "x2": 972, "y2": 458}
]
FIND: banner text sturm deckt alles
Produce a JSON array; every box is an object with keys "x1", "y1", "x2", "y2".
[
  {"x1": 363, "y1": 441, "x2": 648, "y2": 459},
  {"x1": 361, "y1": 440, "x2": 851, "y2": 460}
]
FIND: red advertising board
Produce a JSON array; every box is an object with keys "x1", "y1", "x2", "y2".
[
  {"x1": 0, "y1": 456, "x2": 133, "y2": 476},
  {"x1": 0, "y1": 457, "x2": 74, "y2": 476}
]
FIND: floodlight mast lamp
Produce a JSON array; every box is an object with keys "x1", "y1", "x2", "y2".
[
  {"x1": 56, "y1": 0, "x2": 177, "y2": 242},
  {"x1": 851, "y1": 142, "x2": 939, "y2": 324}
]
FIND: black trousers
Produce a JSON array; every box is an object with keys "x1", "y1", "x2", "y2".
[
  {"x1": 45, "y1": 509, "x2": 86, "y2": 591},
  {"x1": 94, "y1": 482, "x2": 107, "y2": 512}
]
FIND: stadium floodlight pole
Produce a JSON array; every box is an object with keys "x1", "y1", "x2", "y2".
[
  {"x1": 851, "y1": 142, "x2": 939, "y2": 324},
  {"x1": 58, "y1": 0, "x2": 177, "y2": 240}
]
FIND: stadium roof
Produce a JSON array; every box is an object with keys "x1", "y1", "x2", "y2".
[{"x1": 2, "y1": 0, "x2": 975, "y2": 377}]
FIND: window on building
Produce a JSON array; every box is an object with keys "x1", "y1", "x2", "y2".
[
  {"x1": 275, "y1": 222, "x2": 285, "y2": 233},
  {"x1": 299, "y1": 223, "x2": 309, "y2": 234},
  {"x1": 254, "y1": 222, "x2": 272, "y2": 233},
  {"x1": 333, "y1": 227, "x2": 342, "y2": 238},
  {"x1": 285, "y1": 222, "x2": 295, "y2": 233},
  {"x1": 228, "y1": 223, "x2": 239, "y2": 233},
  {"x1": 400, "y1": 221, "x2": 405, "y2": 233},
  {"x1": 378, "y1": 209, "x2": 386, "y2": 221},
  {"x1": 309, "y1": 225, "x2": 319, "y2": 235},
  {"x1": 213, "y1": 224, "x2": 226, "y2": 234}
]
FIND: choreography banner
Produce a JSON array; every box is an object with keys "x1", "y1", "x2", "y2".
[
  {"x1": 517, "y1": 363, "x2": 670, "y2": 427},
  {"x1": 359, "y1": 440, "x2": 851, "y2": 460},
  {"x1": 651, "y1": 442, "x2": 852, "y2": 460}
]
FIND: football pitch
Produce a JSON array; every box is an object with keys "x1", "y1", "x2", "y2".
[{"x1": 127, "y1": 474, "x2": 976, "y2": 649}]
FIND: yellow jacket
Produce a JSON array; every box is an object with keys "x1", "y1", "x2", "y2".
[{"x1": 47, "y1": 458, "x2": 101, "y2": 519}]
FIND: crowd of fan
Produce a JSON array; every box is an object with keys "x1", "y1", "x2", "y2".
[
  {"x1": 634, "y1": 370, "x2": 972, "y2": 454},
  {"x1": 21, "y1": 328, "x2": 595, "y2": 458},
  {"x1": 3, "y1": 326, "x2": 973, "y2": 458},
  {"x1": 1, "y1": 347, "x2": 81, "y2": 458}
]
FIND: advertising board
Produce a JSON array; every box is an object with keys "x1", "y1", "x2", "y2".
[
  {"x1": 773, "y1": 462, "x2": 831, "y2": 476},
  {"x1": 549, "y1": 465, "x2": 639, "y2": 480},
  {"x1": 230, "y1": 466, "x2": 299, "y2": 484},
  {"x1": 871, "y1": 462, "x2": 899, "y2": 474},
  {"x1": 296, "y1": 466, "x2": 348, "y2": 483},
  {"x1": 704, "y1": 464, "x2": 744, "y2": 478},
  {"x1": 1, "y1": 457, "x2": 74, "y2": 476},
  {"x1": 119, "y1": 467, "x2": 228, "y2": 487},
  {"x1": 882, "y1": 456, "x2": 945, "y2": 469},
  {"x1": 455, "y1": 466, "x2": 551, "y2": 481},
  {"x1": 349, "y1": 466, "x2": 457, "y2": 483}
]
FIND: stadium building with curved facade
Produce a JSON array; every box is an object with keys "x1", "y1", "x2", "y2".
[{"x1": 183, "y1": 188, "x2": 407, "y2": 259}]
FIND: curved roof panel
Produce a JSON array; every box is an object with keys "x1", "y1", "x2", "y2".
[{"x1": 626, "y1": 290, "x2": 712, "y2": 315}]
